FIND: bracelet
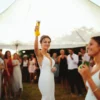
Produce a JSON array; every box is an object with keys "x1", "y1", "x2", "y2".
[{"x1": 93, "y1": 87, "x2": 99, "y2": 93}]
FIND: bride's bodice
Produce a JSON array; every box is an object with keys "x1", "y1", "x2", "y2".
[
  {"x1": 39, "y1": 56, "x2": 55, "y2": 71},
  {"x1": 38, "y1": 56, "x2": 55, "y2": 100}
]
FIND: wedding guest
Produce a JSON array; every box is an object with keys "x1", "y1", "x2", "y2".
[
  {"x1": 78, "y1": 36, "x2": 100, "y2": 100},
  {"x1": 58, "y1": 49, "x2": 68, "y2": 89},
  {"x1": 22, "y1": 55, "x2": 29, "y2": 82},
  {"x1": 67, "y1": 49, "x2": 82, "y2": 97},
  {"x1": 12, "y1": 53, "x2": 23, "y2": 98},
  {"x1": 3, "y1": 51, "x2": 13, "y2": 99}
]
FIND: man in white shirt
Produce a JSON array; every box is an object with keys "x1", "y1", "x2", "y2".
[
  {"x1": 67, "y1": 48, "x2": 82, "y2": 97},
  {"x1": 79, "y1": 48, "x2": 90, "y2": 91},
  {"x1": 80, "y1": 48, "x2": 90, "y2": 63}
]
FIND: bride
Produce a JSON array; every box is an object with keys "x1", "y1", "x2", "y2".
[{"x1": 34, "y1": 22, "x2": 56, "y2": 100}]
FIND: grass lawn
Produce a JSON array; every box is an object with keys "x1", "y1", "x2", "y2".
[{"x1": 20, "y1": 83, "x2": 85, "y2": 100}]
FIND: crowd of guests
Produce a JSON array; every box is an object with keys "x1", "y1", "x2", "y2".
[
  {"x1": 0, "y1": 50, "x2": 23, "y2": 100},
  {"x1": 21, "y1": 54, "x2": 39, "y2": 84},
  {"x1": 0, "y1": 49, "x2": 38, "y2": 100},
  {"x1": 52, "y1": 47, "x2": 94, "y2": 97},
  {"x1": 0, "y1": 47, "x2": 94, "y2": 99}
]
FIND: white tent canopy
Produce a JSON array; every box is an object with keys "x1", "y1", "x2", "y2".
[{"x1": 0, "y1": 0, "x2": 100, "y2": 50}]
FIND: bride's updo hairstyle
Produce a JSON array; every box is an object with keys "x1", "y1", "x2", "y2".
[{"x1": 40, "y1": 35, "x2": 51, "y2": 44}]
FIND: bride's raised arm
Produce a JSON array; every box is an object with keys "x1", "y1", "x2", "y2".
[{"x1": 34, "y1": 21, "x2": 41, "y2": 57}]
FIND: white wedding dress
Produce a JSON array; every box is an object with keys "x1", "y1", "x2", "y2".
[
  {"x1": 12, "y1": 60, "x2": 23, "y2": 92},
  {"x1": 38, "y1": 56, "x2": 55, "y2": 100},
  {"x1": 85, "y1": 70, "x2": 100, "y2": 100}
]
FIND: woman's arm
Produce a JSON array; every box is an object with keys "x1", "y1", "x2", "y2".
[
  {"x1": 13, "y1": 63, "x2": 18, "y2": 67},
  {"x1": 0, "y1": 59, "x2": 5, "y2": 69},
  {"x1": 0, "y1": 61, "x2": 5, "y2": 69},
  {"x1": 28, "y1": 59, "x2": 30, "y2": 66},
  {"x1": 34, "y1": 36, "x2": 40, "y2": 56},
  {"x1": 78, "y1": 65, "x2": 100, "y2": 99},
  {"x1": 58, "y1": 55, "x2": 61, "y2": 63},
  {"x1": 87, "y1": 76, "x2": 100, "y2": 99},
  {"x1": 13, "y1": 64, "x2": 18, "y2": 67},
  {"x1": 34, "y1": 22, "x2": 41, "y2": 57}
]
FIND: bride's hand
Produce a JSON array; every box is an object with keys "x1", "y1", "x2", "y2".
[
  {"x1": 78, "y1": 64, "x2": 91, "y2": 80},
  {"x1": 51, "y1": 67, "x2": 57, "y2": 73}
]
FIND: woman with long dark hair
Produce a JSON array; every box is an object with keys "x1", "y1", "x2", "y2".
[
  {"x1": 78, "y1": 36, "x2": 100, "y2": 100},
  {"x1": 34, "y1": 22, "x2": 56, "y2": 100},
  {"x1": 3, "y1": 51, "x2": 13, "y2": 99}
]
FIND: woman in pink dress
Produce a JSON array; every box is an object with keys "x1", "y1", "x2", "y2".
[{"x1": 28, "y1": 54, "x2": 37, "y2": 83}]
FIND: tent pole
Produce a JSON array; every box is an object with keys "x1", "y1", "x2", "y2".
[
  {"x1": 15, "y1": 44, "x2": 18, "y2": 53},
  {"x1": 75, "y1": 30, "x2": 87, "y2": 52}
]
